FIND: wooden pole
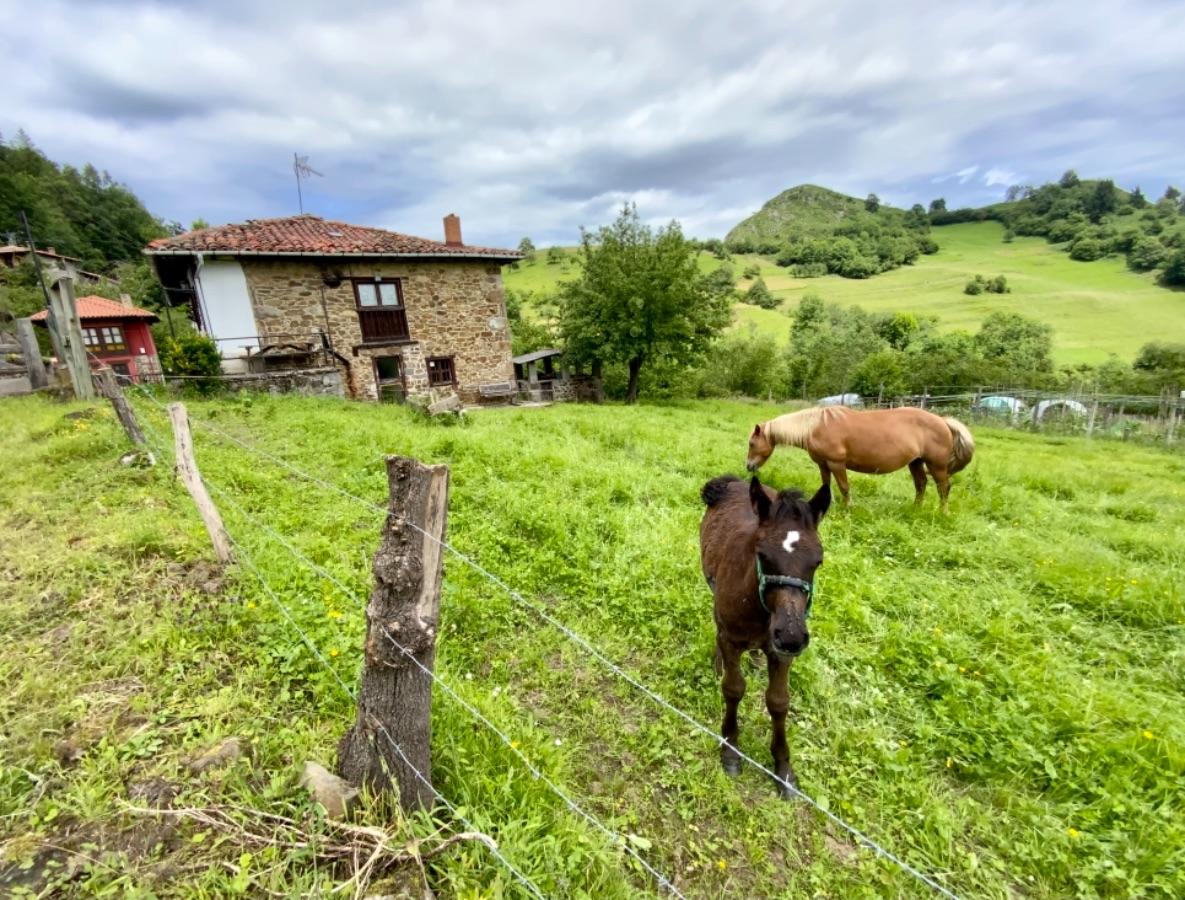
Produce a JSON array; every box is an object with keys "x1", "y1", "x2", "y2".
[
  {"x1": 94, "y1": 366, "x2": 146, "y2": 447},
  {"x1": 15, "y1": 318, "x2": 48, "y2": 389},
  {"x1": 168, "y1": 402, "x2": 234, "y2": 564},
  {"x1": 339, "y1": 456, "x2": 450, "y2": 811},
  {"x1": 1086, "y1": 396, "x2": 1099, "y2": 437},
  {"x1": 48, "y1": 273, "x2": 95, "y2": 400}
]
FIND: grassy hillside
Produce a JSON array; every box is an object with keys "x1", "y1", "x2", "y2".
[
  {"x1": 506, "y1": 222, "x2": 1185, "y2": 365},
  {"x1": 2, "y1": 393, "x2": 1183, "y2": 898},
  {"x1": 725, "y1": 184, "x2": 909, "y2": 247}
]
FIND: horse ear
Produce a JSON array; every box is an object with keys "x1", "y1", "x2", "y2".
[
  {"x1": 809, "y1": 483, "x2": 831, "y2": 523},
  {"x1": 752, "y1": 423, "x2": 762, "y2": 437},
  {"x1": 749, "y1": 476, "x2": 772, "y2": 521}
]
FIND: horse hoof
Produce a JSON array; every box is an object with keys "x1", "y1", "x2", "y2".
[
  {"x1": 721, "y1": 757, "x2": 741, "y2": 777},
  {"x1": 774, "y1": 773, "x2": 798, "y2": 800}
]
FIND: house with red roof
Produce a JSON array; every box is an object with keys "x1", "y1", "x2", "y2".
[
  {"x1": 144, "y1": 214, "x2": 523, "y2": 403},
  {"x1": 31, "y1": 295, "x2": 161, "y2": 383}
]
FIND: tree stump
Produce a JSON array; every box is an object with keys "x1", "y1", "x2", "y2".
[{"x1": 338, "y1": 456, "x2": 449, "y2": 811}]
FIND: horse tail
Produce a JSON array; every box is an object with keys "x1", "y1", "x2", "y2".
[
  {"x1": 945, "y1": 416, "x2": 975, "y2": 475},
  {"x1": 701, "y1": 475, "x2": 741, "y2": 507}
]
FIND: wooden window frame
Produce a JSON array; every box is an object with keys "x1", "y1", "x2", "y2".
[
  {"x1": 352, "y1": 278, "x2": 410, "y2": 343},
  {"x1": 84, "y1": 325, "x2": 127, "y2": 354},
  {"x1": 426, "y1": 355, "x2": 457, "y2": 388}
]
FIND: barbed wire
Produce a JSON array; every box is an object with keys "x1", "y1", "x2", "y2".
[
  {"x1": 123, "y1": 383, "x2": 964, "y2": 899},
  {"x1": 131, "y1": 411, "x2": 550, "y2": 900},
  {"x1": 197, "y1": 477, "x2": 685, "y2": 898}
]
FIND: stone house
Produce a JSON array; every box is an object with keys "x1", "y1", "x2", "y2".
[{"x1": 144, "y1": 214, "x2": 522, "y2": 403}]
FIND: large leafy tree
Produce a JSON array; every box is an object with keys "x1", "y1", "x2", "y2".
[{"x1": 560, "y1": 204, "x2": 731, "y2": 403}]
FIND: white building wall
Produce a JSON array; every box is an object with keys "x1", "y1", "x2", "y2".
[{"x1": 194, "y1": 258, "x2": 258, "y2": 372}]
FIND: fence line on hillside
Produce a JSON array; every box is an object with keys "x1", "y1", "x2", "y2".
[
  {"x1": 122, "y1": 380, "x2": 966, "y2": 900},
  {"x1": 132, "y1": 411, "x2": 552, "y2": 900}
]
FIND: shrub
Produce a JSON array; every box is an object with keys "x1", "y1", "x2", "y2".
[
  {"x1": 1003, "y1": 229, "x2": 1016, "y2": 243},
  {"x1": 836, "y1": 254, "x2": 877, "y2": 279},
  {"x1": 1127, "y1": 237, "x2": 1167, "y2": 272},
  {"x1": 742, "y1": 278, "x2": 780, "y2": 309},
  {"x1": 964, "y1": 276, "x2": 985, "y2": 295},
  {"x1": 546, "y1": 246, "x2": 564, "y2": 264},
  {"x1": 160, "y1": 333, "x2": 221, "y2": 377},
  {"x1": 791, "y1": 262, "x2": 828, "y2": 278},
  {"x1": 1069, "y1": 237, "x2": 1106, "y2": 261},
  {"x1": 742, "y1": 263, "x2": 761, "y2": 279},
  {"x1": 1161, "y1": 249, "x2": 1185, "y2": 287}
]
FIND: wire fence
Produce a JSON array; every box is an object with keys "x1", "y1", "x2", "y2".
[{"x1": 123, "y1": 380, "x2": 967, "y2": 899}]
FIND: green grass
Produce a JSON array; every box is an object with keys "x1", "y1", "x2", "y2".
[
  {"x1": 2, "y1": 393, "x2": 1184, "y2": 898},
  {"x1": 505, "y1": 223, "x2": 1185, "y2": 365}
]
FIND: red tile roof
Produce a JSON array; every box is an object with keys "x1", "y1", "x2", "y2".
[
  {"x1": 29, "y1": 295, "x2": 159, "y2": 322},
  {"x1": 144, "y1": 215, "x2": 523, "y2": 261}
]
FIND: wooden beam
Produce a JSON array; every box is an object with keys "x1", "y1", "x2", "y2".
[
  {"x1": 338, "y1": 456, "x2": 450, "y2": 811},
  {"x1": 14, "y1": 318, "x2": 48, "y2": 390},
  {"x1": 168, "y1": 402, "x2": 234, "y2": 564}
]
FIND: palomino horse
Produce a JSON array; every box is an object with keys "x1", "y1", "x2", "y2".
[
  {"x1": 700, "y1": 474, "x2": 830, "y2": 798},
  {"x1": 746, "y1": 406, "x2": 975, "y2": 509}
]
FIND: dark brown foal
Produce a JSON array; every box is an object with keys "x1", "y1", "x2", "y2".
[{"x1": 700, "y1": 474, "x2": 830, "y2": 797}]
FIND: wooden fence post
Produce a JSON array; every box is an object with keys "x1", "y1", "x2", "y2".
[
  {"x1": 48, "y1": 272, "x2": 95, "y2": 400},
  {"x1": 339, "y1": 456, "x2": 450, "y2": 811},
  {"x1": 94, "y1": 366, "x2": 147, "y2": 447},
  {"x1": 15, "y1": 318, "x2": 48, "y2": 390},
  {"x1": 168, "y1": 402, "x2": 234, "y2": 564}
]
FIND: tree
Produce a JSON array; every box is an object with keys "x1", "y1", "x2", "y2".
[
  {"x1": 1084, "y1": 179, "x2": 1117, "y2": 224},
  {"x1": 517, "y1": 237, "x2": 536, "y2": 261},
  {"x1": 1164, "y1": 186, "x2": 1181, "y2": 202},
  {"x1": 1059, "y1": 170, "x2": 1080, "y2": 188},
  {"x1": 1069, "y1": 236, "x2": 1106, "y2": 261},
  {"x1": 546, "y1": 246, "x2": 564, "y2": 264},
  {"x1": 1005, "y1": 185, "x2": 1023, "y2": 202},
  {"x1": 1130, "y1": 186, "x2": 1147, "y2": 209},
  {"x1": 559, "y1": 204, "x2": 731, "y2": 404},
  {"x1": 929, "y1": 198, "x2": 947, "y2": 215},
  {"x1": 1126, "y1": 236, "x2": 1166, "y2": 271},
  {"x1": 865, "y1": 193, "x2": 880, "y2": 213},
  {"x1": 974, "y1": 312, "x2": 1054, "y2": 380},
  {"x1": 1161, "y1": 248, "x2": 1185, "y2": 287}
]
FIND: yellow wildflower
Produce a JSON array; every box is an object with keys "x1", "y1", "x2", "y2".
[
  {"x1": 717, "y1": 860, "x2": 727, "y2": 871},
  {"x1": 246, "y1": 601, "x2": 256, "y2": 609},
  {"x1": 945, "y1": 757, "x2": 953, "y2": 768},
  {"x1": 329, "y1": 647, "x2": 340, "y2": 658},
  {"x1": 1142, "y1": 730, "x2": 1153, "y2": 740},
  {"x1": 1067, "y1": 828, "x2": 1080, "y2": 838}
]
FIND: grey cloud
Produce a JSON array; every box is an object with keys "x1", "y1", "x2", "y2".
[{"x1": 1, "y1": 0, "x2": 1183, "y2": 245}]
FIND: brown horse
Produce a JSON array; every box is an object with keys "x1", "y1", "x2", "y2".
[
  {"x1": 746, "y1": 406, "x2": 975, "y2": 509},
  {"x1": 700, "y1": 474, "x2": 830, "y2": 798}
]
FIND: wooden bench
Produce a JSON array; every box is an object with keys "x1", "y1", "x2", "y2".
[{"x1": 478, "y1": 381, "x2": 517, "y2": 401}]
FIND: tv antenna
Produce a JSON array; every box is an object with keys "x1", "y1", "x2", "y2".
[{"x1": 293, "y1": 153, "x2": 323, "y2": 214}]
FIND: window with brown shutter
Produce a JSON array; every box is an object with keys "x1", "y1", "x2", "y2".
[{"x1": 353, "y1": 279, "x2": 409, "y2": 343}]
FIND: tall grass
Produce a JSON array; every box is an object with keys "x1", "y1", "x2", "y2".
[{"x1": 1, "y1": 393, "x2": 1182, "y2": 897}]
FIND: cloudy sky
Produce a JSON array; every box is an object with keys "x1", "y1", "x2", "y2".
[{"x1": 2, "y1": 0, "x2": 1183, "y2": 247}]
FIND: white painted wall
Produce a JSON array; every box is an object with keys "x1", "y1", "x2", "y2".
[{"x1": 194, "y1": 259, "x2": 258, "y2": 366}]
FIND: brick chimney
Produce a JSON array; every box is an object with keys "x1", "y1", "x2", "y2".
[{"x1": 443, "y1": 214, "x2": 462, "y2": 246}]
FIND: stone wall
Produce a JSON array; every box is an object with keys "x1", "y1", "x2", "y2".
[
  {"x1": 239, "y1": 259, "x2": 513, "y2": 403},
  {"x1": 210, "y1": 367, "x2": 344, "y2": 397}
]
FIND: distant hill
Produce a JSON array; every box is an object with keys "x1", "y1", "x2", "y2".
[{"x1": 726, "y1": 184, "x2": 914, "y2": 248}]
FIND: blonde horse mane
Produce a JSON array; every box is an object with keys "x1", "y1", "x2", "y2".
[{"x1": 763, "y1": 406, "x2": 851, "y2": 448}]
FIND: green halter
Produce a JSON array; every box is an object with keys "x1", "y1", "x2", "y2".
[{"x1": 755, "y1": 555, "x2": 815, "y2": 616}]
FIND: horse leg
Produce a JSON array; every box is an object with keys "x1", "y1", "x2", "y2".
[
  {"x1": 817, "y1": 461, "x2": 832, "y2": 492},
  {"x1": 926, "y1": 460, "x2": 952, "y2": 511},
  {"x1": 909, "y1": 459, "x2": 928, "y2": 506},
  {"x1": 718, "y1": 637, "x2": 745, "y2": 777},
  {"x1": 765, "y1": 653, "x2": 797, "y2": 799},
  {"x1": 828, "y1": 462, "x2": 851, "y2": 506}
]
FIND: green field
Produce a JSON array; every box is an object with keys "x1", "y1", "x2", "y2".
[
  {"x1": 508, "y1": 224, "x2": 1185, "y2": 365},
  {"x1": 2, "y1": 393, "x2": 1183, "y2": 898}
]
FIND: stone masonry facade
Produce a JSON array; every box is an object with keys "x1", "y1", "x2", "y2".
[{"x1": 240, "y1": 259, "x2": 514, "y2": 404}]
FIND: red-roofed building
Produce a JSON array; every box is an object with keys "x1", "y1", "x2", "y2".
[
  {"x1": 144, "y1": 213, "x2": 524, "y2": 403},
  {"x1": 31, "y1": 296, "x2": 161, "y2": 383}
]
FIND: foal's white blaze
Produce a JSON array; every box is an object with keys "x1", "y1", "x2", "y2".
[{"x1": 781, "y1": 529, "x2": 800, "y2": 555}]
